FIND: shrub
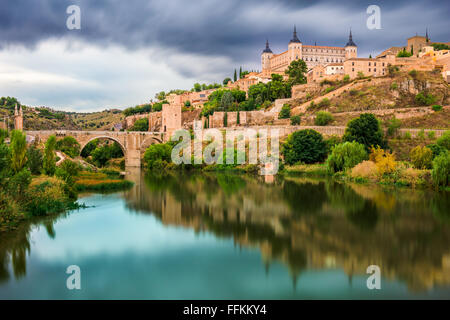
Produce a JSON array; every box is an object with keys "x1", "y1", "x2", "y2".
[
  {"x1": 282, "y1": 129, "x2": 328, "y2": 165},
  {"x1": 144, "y1": 143, "x2": 173, "y2": 169},
  {"x1": 43, "y1": 135, "x2": 57, "y2": 176},
  {"x1": 128, "y1": 118, "x2": 149, "y2": 131},
  {"x1": 343, "y1": 113, "x2": 387, "y2": 151},
  {"x1": 370, "y1": 146, "x2": 396, "y2": 175},
  {"x1": 390, "y1": 82, "x2": 398, "y2": 90},
  {"x1": 9, "y1": 130, "x2": 27, "y2": 174},
  {"x1": 55, "y1": 136, "x2": 80, "y2": 158},
  {"x1": 437, "y1": 130, "x2": 450, "y2": 150},
  {"x1": 325, "y1": 135, "x2": 342, "y2": 153},
  {"x1": 415, "y1": 92, "x2": 436, "y2": 106},
  {"x1": 432, "y1": 105, "x2": 443, "y2": 111},
  {"x1": 431, "y1": 152, "x2": 450, "y2": 187},
  {"x1": 403, "y1": 131, "x2": 412, "y2": 139},
  {"x1": 318, "y1": 98, "x2": 330, "y2": 108},
  {"x1": 278, "y1": 104, "x2": 291, "y2": 119},
  {"x1": 427, "y1": 144, "x2": 447, "y2": 159},
  {"x1": 410, "y1": 146, "x2": 433, "y2": 169},
  {"x1": 326, "y1": 141, "x2": 368, "y2": 173},
  {"x1": 408, "y1": 69, "x2": 418, "y2": 78},
  {"x1": 56, "y1": 159, "x2": 81, "y2": 185},
  {"x1": 27, "y1": 145, "x2": 43, "y2": 175},
  {"x1": 325, "y1": 86, "x2": 335, "y2": 93},
  {"x1": 427, "y1": 131, "x2": 436, "y2": 139},
  {"x1": 290, "y1": 115, "x2": 301, "y2": 125},
  {"x1": 343, "y1": 75, "x2": 350, "y2": 82},
  {"x1": 349, "y1": 89, "x2": 358, "y2": 96},
  {"x1": 350, "y1": 160, "x2": 378, "y2": 180},
  {"x1": 386, "y1": 116, "x2": 401, "y2": 137},
  {"x1": 417, "y1": 129, "x2": 425, "y2": 140},
  {"x1": 315, "y1": 111, "x2": 334, "y2": 126}
]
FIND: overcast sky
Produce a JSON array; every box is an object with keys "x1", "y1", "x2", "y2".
[{"x1": 0, "y1": 0, "x2": 449, "y2": 112}]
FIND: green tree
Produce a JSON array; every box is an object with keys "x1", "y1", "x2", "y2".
[
  {"x1": 437, "y1": 130, "x2": 450, "y2": 150},
  {"x1": 432, "y1": 152, "x2": 450, "y2": 187},
  {"x1": 223, "y1": 77, "x2": 232, "y2": 85},
  {"x1": 128, "y1": 118, "x2": 149, "y2": 131},
  {"x1": 56, "y1": 136, "x2": 80, "y2": 158},
  {"x1": 233, "y1": 69, "x2": 237, "y2": 82},
  {"x1": 285, "y1": 59, "x2": 308, "y2": 85},
  {"x1": 315, "y1": 111, "x2": 334, "y2": 126},
  {"x1": 144, "y1": 143, "x2": 173, "y2": 169},
  {"x1": 220, "y1": 91, "x2": 234, "y2": 110},
  {"x1": 239, "y1": 66, "x2": 242, "y2": 79},
  {"x1": 9, "y1": 130, "x2": 27, "y2": 174},
  {"x1": 27, "y1": 145, "x2": 43, "y2": 175},
  {"x1": 43, "y1": 135, "x2": 57, "y2": 176},
  {"x1": 343, "y1": 113, "x2": 387, "y2": 151},
  {"x1": 282, "y1": 129, "x2": 328, "y2": 165},
  {"x1": 326, "y1": 141, "x2": 368, "y2": 173},
  {"x1": 193, "y1": 83, "x2": 202, "y2": 92}
]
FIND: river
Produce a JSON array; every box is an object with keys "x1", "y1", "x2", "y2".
[{"x1": 1, "y1": 169, "x2": 450, "y2": 299}]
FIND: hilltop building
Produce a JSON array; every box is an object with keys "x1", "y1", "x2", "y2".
[{"x1": 261, "y1": 27, "x2": 357, "y2": 75}]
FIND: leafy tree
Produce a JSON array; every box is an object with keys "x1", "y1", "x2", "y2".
[
  {"x1": 27, "y1": 145, "x2": 43, "y2": 175},
  {"x1": 223, "y1": 77, "x2": 232, "y2": 85},
  {"x1": 220, "y1": 91, "x2": 234, "y2": 110},
  {"x1": 343, "y1": 113, "x2": 387, "y2": 151},
  {"x1": 9, "y1": 130, "x2": 27, "y2": 173},
  {"x1": 431, "y1": 43, "x2": 450, "y2": 51},
  {"x1": 285, "y1": 59, "x2": 307, "y2": 85},
  {"x1": 437, "y1": 130, "x2": 450, "y2": 150},
  {"x1": 432, "y1": 152, "x2": 450, "y2": 187},
  {"x1": 56, "y1": 136, "x2": 80, "y2": 158},
  {"x1": 397, "y1": 49, "x2": 413, "y2": 57},
  {"x1": 155, "y1": 91, "x2": 166, "y2": 101},
  {"x1": 193, "y1": 83, "x2": 202, "y2": 92},
  {"x1": 184, "y1": 100, "x2": 191, "y2": 107},
  {"x1": 144, "y1": 143, "x2": 173, "y2": 169},
  {"x1": 0, "y1": 129, "x2": 8, "y2": 144},
  {"x1": 326, "y1": 141, "x2": 368, "y2": 173},
  {"x1": 415, "y1": 92, "x2": 436, "y2": 105},
  {"x1": 128, "y1": 118, "x2": 149, "y2": 131},
  {"x1": 282, "y1": 129, "x2": 328, "y2": 165},
  {"x1": 43, "y1": 135, "x2": 57, "y2": 176},
  {"x1": 81, "y1": 139, "x2": 99, "y2": 157},
  {"x1": 56, "y1": 159, "x2": 80, "y2": 185},
  {"x1": 410, "y1": 146, "x2": 433, "y2": 169},
  {"x1": 91, "y1": 142, "x2": 124, "y2": 167}
]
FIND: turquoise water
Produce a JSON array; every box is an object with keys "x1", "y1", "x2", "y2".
[{"x1": 1, "y1": 170, "x2": 450, "y2": 299}]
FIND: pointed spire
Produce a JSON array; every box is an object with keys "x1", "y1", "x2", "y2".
[
  {"x1": 262, "y1": 38, "x2": 272, "y2": 53},
  {"x1": 19, "y1": 104, "x2": 23, "y2": 116},
  {"x1": 346, "y1": 28, "x2": 357, "y2": 47},
  {"x1": 14, "y1": 103, "x2": 18, "y2": 116},
  {"x1": 289, "y1": 25, "x2": 301, "y2": 44}
]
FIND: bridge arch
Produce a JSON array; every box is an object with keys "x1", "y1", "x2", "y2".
[
  {"x1": 140, "y1": 136, "x2": 163, "y2": 155},
  {"x1": 80, "y1": 135, "x2": 126, "y2": 156}
]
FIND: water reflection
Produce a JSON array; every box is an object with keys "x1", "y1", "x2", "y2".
[
  {"x1": 123, "y1": 169, "x2": 450, "y2": 292},
  {"x1": 0, "y1": 169, "x2": 449, "y2": 294}
]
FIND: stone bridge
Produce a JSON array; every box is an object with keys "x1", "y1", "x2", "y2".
[{"x1": 25, "y1": 130, "x2": 165, "y2": 167}]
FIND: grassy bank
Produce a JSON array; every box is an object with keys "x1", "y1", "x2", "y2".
[{"x1": 74, "y1": 171, "x2": 134, "y2": 192}]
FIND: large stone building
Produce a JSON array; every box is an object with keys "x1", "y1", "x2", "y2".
[{"x1": 261, "y1": 27, "x2": 357, "y2": 74}]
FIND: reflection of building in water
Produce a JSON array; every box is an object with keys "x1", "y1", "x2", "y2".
[{"x1": 122, "y1": 172, "x2": 450, "y2": 292}]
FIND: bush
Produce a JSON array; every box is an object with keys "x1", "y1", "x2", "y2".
[
  {"x1": 437, "y1": 130, "x2": 450, "y2": 150},
  {"x1": 128, "y1": 118, "x2": 149, "y2": 131},
  {"x1": 55, "y1": 136, "x2": 80, "y2": 158},
  {"x1": 415, "y1": 92, "x2": 436, "y2": 106},
  {"x1": 314, "y1": 111, "x2": 334, "y2": 126},
  {"x1": 43, "y1": 135, "x2": 57, "y2": 176},
  {"x1": 431, "y1": 152, "x2": 450, "y2": 187},
  {"x1": 403, "y1": 131, "x2": 412, "y2": 140},
  {"x1": 369, "y1": 146, "x2": 396, "y2": 175},
  {"x1": 325, "y1": 86, "x2": 335, "y2": 93},
  {"x1": 278, "y1": 104, "x2": 291, "y2": 119},
  {"x1": 318, "y1": 98, "x2": 330, "y2": 108},
  {"x1": 326, "y1": 141, "x2": 368, "y2": 173},
  {"x1": 343, "y1": 75, "x2": 350, "y2": 82},
  {"x1": 410, "y1": 146, "x2": 433, "y2": 169},
  {"x1": 390, "y1": 82, "x2": 398, "y2": 90},
  {"x1": 432, "y1": 105, "x2": 443, "y2": 111},
  {"x1": 56, "y1": 159, "x2": 81, "y2": 185},
  {"x1": 290, "y1": 115, "x2": 301, "y2": 125},
  {"x1": 417, "y1": 129, "x2": 425, "y2": 140},
  {"x1": 343, "y1": 113, "x2": 387, "y2": 151},
  {"x1": 27, "y1": 145, "x2": 43, "y2": 175},
  {"x1": 282, "y1": 129, "x2": 328, "y2": 165},
  {"x1": 144, "y1": 143, "x2": 173, "y2": 169},
  {"x1": 427, "y1": 144, "x2": 447, "y2": 159},
  {"x1": 428, "y1": 131, "x2": 436, "y2": 139}
]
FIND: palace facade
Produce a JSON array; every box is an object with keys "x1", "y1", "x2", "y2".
[{"x1": 261, "y1": 26, "x2": 357, "y2": 74}]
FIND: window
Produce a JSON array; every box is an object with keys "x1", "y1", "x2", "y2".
[
  {"x1": 352, "y1": 68, "x2": 354, "y2": 71},
  {"x1": 374, "y1": 68, "x2": 376, "y2": 72},
  {"x1": 369, "y1": 68, "x2": 371, "y2": 72},
  {"x1": 374, "y1": 62, "x2": 376, "y2": 66},
  {"x1": 368, "y1": 62, "x2": 371, "y2": 66},
  {"x1": 352, "y1": 62, "x2": 354, "y2": 66}
]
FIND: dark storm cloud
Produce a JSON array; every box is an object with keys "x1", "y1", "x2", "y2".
[{"x1": 1, "y1": 0, "x2": 449, "y2": 68}]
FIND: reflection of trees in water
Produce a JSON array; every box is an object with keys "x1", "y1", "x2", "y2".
[
  {"x1": 0, "y1": 211, "x2": 71, "y2": 282},
  {"x1": 128, "y1": 171, "x2": 450, "y2": 292}
]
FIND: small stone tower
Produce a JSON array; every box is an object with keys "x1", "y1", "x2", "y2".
[
  {"x1": 14, "y1": 103, "x2": 23, "y2": 131},
  {"x1": 261, "y1": 39, "x2": 273, "y2": 72},
  {"x1": 345, "y1": 29, "x2": 357, "y2": 59},
  {"x1": 288, "y1": 25, "x2": 302, "y2": 62}
]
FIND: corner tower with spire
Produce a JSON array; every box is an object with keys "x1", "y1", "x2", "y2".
[
  {"x1": 288, "y1": 25, "x2": 302, "y2": 63},
  {"x1": 345, "y1": 28, "x2": 357, "y2": 59},
  {"x1": 261, "y1": 39, "x2": 274, "y2": 72}
]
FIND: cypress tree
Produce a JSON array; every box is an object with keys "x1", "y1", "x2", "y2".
[{"x1": 233, "y1": 69, "x2": 237, "y2": 82}]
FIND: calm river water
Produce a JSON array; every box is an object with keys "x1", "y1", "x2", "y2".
[{"x1": 1, "y1": 170, "x2": 450, "y2": 299}]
